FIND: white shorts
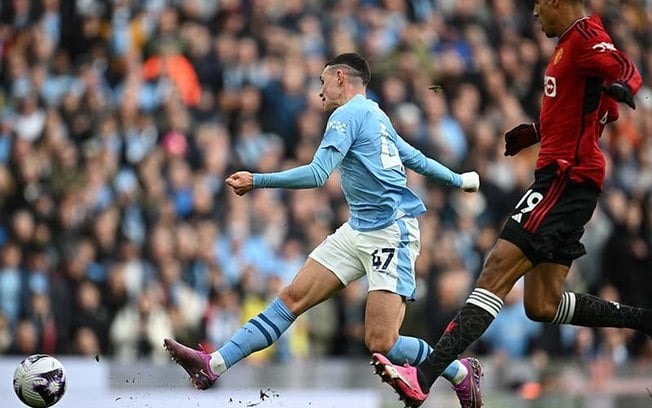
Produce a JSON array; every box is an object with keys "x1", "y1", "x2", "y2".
[{"x1": 309, "y1": 217, "x2": 421, "y2": 301}]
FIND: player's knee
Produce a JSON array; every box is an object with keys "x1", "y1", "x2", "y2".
[
  {"x1": 364, "y1": 331, "x2": 396, "y2": 354},
  {"x1": 477, "y1": 256, "x2": 515, "y2": 297},
  {"x1": 524, "y1": 301, "x2": 557, "y2": 322},
  {"x1": 278, "y1": 287, "x2": 306, "y2": 316},
  {"x1": 477, "y1": 242, "x2": 531, "y2": 299}
]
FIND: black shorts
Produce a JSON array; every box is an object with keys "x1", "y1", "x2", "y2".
[{"x1": 499, "y1": 166, "x2": 599, "y2": 266}]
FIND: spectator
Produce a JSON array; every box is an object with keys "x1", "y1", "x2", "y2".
[
  {"x1": 0, "y1": 313, "x2": 12, "y2": 353},
  {"x1": 8, "y1": 319, "x2": 39, "y2": 356},
  {"x1": 109, "y1": 286, "x2": 174, "y2": 363},
  {"x1": 0, "y1": 242, "x2": 24, "y2": 327},
  {"x1": 71, "y1": 280, "x2": 110, "y2": 353}
]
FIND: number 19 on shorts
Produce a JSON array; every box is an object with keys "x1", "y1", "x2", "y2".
[{"x1": 511, "y1": 189, "x2": 543, "y2": 223}]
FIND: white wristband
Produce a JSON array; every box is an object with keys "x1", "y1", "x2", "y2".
[{"x1": 460, "y1": 171, "x2": 480, "y2": 192}]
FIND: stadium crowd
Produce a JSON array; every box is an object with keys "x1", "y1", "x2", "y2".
[{"x1": 0, "y1": 0, "x2": 650, "y2": 386}]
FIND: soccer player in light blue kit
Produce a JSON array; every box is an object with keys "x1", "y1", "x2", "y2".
[{"x1": 164, "y1": 53, "x2": 483, "y2": 407}]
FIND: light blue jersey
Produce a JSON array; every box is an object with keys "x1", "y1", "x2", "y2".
[
  {"x1": 323, "y1": 95, "x2": 444, "y2": 230},
  {"x1": 254, "y1": 94, "x2": 462, "y2": 231}
]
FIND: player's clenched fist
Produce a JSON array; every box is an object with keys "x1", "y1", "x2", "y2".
[{"x1": 225, "y1": 171, "x2": 254, "y2": 196}]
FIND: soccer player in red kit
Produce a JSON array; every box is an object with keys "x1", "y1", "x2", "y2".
[{"x1": 371, "y1": 1, "x2": 650, "y2": 407}]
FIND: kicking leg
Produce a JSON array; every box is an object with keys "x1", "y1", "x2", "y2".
[
  {"x1": 216, "y1": 258, "x2": 343, "y2": 369},
  {"x1": 164, "y1": 258, "x2": 344, "y2": 389}
]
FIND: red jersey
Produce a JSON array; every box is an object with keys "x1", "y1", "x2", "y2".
[{"x1": 537, "y1": 15, "x2": 642, "y2": 190}]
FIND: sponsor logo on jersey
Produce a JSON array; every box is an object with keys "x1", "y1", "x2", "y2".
[
  {"x1": 326, "y1": 120, "x2": 347, "y2": 133},
  {"x1": 544, "y1": 75, "x2": 557, "y2": 97},
  {"x1": 592, "y1": 42, "x2": 616, "y2": 52}
]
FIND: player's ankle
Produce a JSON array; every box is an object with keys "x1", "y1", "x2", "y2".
[{"x1": 209, "y1": 351, "x2": 228, "y2": 376}]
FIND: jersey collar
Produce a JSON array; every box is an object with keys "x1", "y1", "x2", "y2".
[{"x1": 559, "y1": 16, "x2": 590, "y2": 41}]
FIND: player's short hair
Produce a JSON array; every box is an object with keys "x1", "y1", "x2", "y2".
[{"x1": 325, "y1": 53, "x2": 371, "y2": 85}]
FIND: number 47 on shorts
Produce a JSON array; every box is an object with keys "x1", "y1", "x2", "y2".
[{"x1": 372, "y1": 248, "x2": 395, "y2": 272}]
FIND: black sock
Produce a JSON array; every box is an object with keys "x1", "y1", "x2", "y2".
[
  {"x1": 417, "y1": 288, "x2": 502, "y2": 391},
  {"x1": 554, "y1": 292, "x2": 652, "y2": 333}
]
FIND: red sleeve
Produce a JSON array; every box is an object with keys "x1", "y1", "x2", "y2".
[{"x1": 574, "y1": 22, "x2": 642, "y2": 94}]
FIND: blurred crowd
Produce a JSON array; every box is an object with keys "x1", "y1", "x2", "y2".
[{"x1": 0, "y1": 0, "x2": 651, "y2": 385}]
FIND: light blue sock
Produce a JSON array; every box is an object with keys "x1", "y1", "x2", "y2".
[
  {"x1": 386, "y1": 336, "x2": 465, "y2": 384},
  {"x1": 441, "y1": 359, "x2": 466, "y2": 384},
  {"x1": 218, "y1": 297, "x2": 296, "y2": 368},
  {"x1": 386, "y1": 336, "x2": 432, "y2": 365}
]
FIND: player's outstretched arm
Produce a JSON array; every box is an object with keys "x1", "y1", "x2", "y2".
[
  {"x1": 226, "y1": 146, "x2": 344, "y2": 195},
  {"x1": 396, "y1": 136, "x2": 479, "y2": 192},
  {"x1": 226, "y1": 164, "x2": 324, "y2": 195}
]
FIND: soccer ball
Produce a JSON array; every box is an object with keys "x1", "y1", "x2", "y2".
[{"x1": 13, "y1": 354, "x2": 66, "y2": 408}]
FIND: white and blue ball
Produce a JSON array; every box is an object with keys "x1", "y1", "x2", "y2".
[{"x1": 13, "y1": 354, "x2": 66, "y2": 408}]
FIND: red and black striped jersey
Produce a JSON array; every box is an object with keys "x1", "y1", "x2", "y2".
[{"x1": 537, "y1": 15, "x2": 642, "y2": 190}]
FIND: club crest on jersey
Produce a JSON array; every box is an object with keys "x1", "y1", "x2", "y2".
[
  {"x1": 553, "y1": 48, "x2": 563, "y2": 65},
  {"x1": 592, "y1": 42, "x2": 616, "y2": 52},
  {"x1": 544, "y1": 76, "x2": 557, "y2": 97}
]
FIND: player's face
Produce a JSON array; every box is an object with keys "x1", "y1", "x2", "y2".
[
  {"x1": 319, "y1": 66, "x2": 343, "y2": 112},
  {"x1": 533, "y1": 0, "x2": 556, "y2": 38}
]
